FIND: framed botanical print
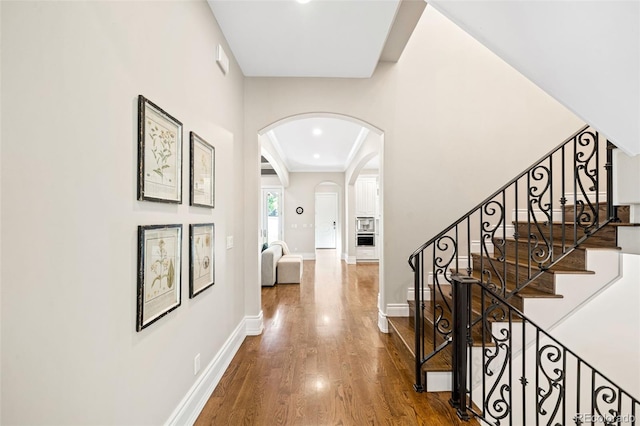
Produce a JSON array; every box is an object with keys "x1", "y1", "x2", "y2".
[
  {"x1": 189, "y1": 223, "x2": 215, "y2": 298},
  {"x1": 137, "y1": 224, "x2": 182, "y2": 331},
  {"x1": 137, "y1": 95, "x2": 183, "y2": 203},
  {"x1": 190, "y1": 132, "x2": 215, "y2": 208}
]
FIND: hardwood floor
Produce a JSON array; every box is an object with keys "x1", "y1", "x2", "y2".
[{"x1": 195, "y1": 250, "x2": 477, "y2": 425}]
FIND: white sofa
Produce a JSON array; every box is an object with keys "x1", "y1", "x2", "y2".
[{"x1": 261, "y1": 242, "x2": 303, "y2": 286}]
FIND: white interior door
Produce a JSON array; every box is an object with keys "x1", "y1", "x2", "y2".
[{"x1": 315, "y1": 193, "x2": 337, "y2": 249}]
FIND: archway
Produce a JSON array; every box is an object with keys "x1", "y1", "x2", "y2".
[{"x1": 255, "y1": 112, "x2": 386, "y2": 332}]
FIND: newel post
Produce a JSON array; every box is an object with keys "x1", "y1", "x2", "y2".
[
  {"x1": 413, "y1": 254, "x2": 424, "y2": 392},
  {"x1": 449, "y1": 274, "x2": 476, "y2": 421}
]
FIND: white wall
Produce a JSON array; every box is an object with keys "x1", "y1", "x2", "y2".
[
  {"x1": 244, "y1": 6, "x2": 583, "y2": 321},
  {"x1": 283, "y1": 173, "x2": 344, "y2": 258},
  {"x1": 1, "y1": 2, "x2": 245, "y2": 424},
  {"x1": 550, "y1": 253, "x2": 640, "y2": 397},
  {"x1": 261, "y1": 175, "x2": 281, "y2": 187},
  {"x1": 429, "y1": 0, "x2": 640, "y2": 156}
]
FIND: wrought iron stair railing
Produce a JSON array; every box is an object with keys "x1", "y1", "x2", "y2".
[
  {"x1": 448, "y1": 274, "x2": 639, "y2": 425},
  {"x1": 408, "y1": 125, "x2": 618, "y2": 392}
]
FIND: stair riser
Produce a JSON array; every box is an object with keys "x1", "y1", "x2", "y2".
[
  {"x1": 514, "y1": 223, "x2": 617, "y2": 247},
  {"x1": 471, "y1": 254, "x2": 555, "y2": 294},
  {"x1": 502, "y1": 239, "x2": 586, "y2": 269},
  {"x1": 563, "y1": 204, "x2": 629, "y2": 223}
]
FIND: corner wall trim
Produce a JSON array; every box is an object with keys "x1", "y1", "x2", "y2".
[
  {"x1": 165, "y1": 319, "x2": 247, "y2": 426},
  {"x1": 245, "y1": 310, "x2": 264, "y2": 336},
  {"x1": 377, "y1": 310, "x2": 389, "y2": 333}
]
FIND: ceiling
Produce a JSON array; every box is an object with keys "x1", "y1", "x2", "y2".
[
  {"x1": 267, "y1": 117, "x2": 370, "y2": 172},
  {"x1": 208, "y1": 0, "x2": 425, "y2": 173},
  {"x1": 208, "y1": 0, "x2": 401, "y2": 78}
]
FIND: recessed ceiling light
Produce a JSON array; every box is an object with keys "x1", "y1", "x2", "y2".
[
  {"x1": 296, "y1": 0, "x2": 311, "y2": 4},
  {"x1": 313, "y1": 153, "x2": 320, "y2": 159},
  {"x1": 312, "y1": 128, "x2": 322, "y2": 136}
]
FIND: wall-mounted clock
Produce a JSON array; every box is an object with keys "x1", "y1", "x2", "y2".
[{"x1": 296, "y1": 207, "x2": 304, "y2": 214}]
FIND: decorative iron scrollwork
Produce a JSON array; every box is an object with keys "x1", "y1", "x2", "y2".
[
  {"x1": 537, "y1": 344, "x2": 564, "y2": 424},
  {"x1": 432, "y1": 235, "x2": 456, "y2": 339},
  {"x1": 406, "y1": 125, "x2": 623, "y2": 399},
  {"x1": 483, "y1": 303, "x2": 511, "y2": 424},
  {"x1": 528, "y1": 164, "x2": 553, "y2": 267},
  {"x1": 481, "y1": 200, "x2": 506, "y2": 295},
  {"x1": 594, "y1": 385, "x2": 619, "y2": 426},
  {"x1": 575, "y1": 130, "x2": 599, "y2": 233}
]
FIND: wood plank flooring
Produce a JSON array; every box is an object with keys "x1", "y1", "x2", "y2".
[{"x1": 195, "y1": 250, "x2": 477, "y2": 425}]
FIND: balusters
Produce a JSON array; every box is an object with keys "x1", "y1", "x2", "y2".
[{"x1": 407, "y1": 125, "x2": 620, "y2": 406}]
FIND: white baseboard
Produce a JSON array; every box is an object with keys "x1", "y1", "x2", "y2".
[
  {"x1": 471, "y1": 240, "x2": 494, "y2": 256},
  {"x1": 386, "y1": 303, "x2": 409, "y2": 317},
  {"x1": 245, "y1": 311, "x2": 264, "y2": 336},
  {"x1": 407, "y1": 287, "x2": 431, "y2": 302},
  {"x1": 511, "y1": 208, "x2": 563, "y2": 223},
  {"x1": 345, "y1": 255, "x2": 357, "y2": 264},
  {"x1": 565, "y1": 191, "x2": 607, "y2": 206},
  {"x1": 299, "y1": 252, "x2": 316, "y2": 260},
  {"x1": 377, "y1": 310, "x2": 389, "y2": 333},
  {"x1": 165, "y1": 319, "x2": 247, "y2": 426}
]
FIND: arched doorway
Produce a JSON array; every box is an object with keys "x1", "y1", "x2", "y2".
[{"x1": 255, "y1": 112, "x2": 386, "y2": 331}]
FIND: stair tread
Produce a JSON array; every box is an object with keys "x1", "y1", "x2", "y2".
[
  {"x1": 469, "y1": 253, "x2": 594, "y2": 274},
  {"x1": 498, "y1": 237, "x2": 589, "y2": 249},
  {"x1": 516, "y1": 287, "x2": 564, "y2": 298},
  {"x1": 512, "y1": 220, "x2": 638, "y2": 226},
  {"x1": 498, "y1": 237, "x2": 623, "y2": 249},
  {"x1": 465, "y1": 270, "x2": 563, "y2": 299}
]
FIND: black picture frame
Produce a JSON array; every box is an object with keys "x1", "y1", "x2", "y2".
[
  {"x1": 189, "y1": 223, "x2": 215, "y2": 298},
  {"x1": 137, "y1": 95, "x2": 183, "y2": 204},
  {"x1": 190, "y1": 132, "x2": 215, "y2": 208},
  {"x1": 137, "y1": 224, "x2": 182, "y2": 331}
]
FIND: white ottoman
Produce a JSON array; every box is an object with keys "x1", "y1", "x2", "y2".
[{"x1": 277, "y1": 255, "x2": 303, "y2": 284}]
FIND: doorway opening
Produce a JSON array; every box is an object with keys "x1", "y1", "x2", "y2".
[
  {"x1": 257, "y1": 112, "x2": 386, "y2": 331},
  {"x1": 261, "y1": 187, "x2": 283, "y2": 246}
]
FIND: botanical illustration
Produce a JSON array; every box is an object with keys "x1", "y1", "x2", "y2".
[
  {"x1": 147, "y1": 118, "x2": 177, "y2": 184},
  {"x1": 190, "y1": 224, "x2": 215, "y2": 297},
  {"x1": 144, "y1": 107, "x2": 179, "y2": 189},
  {"x1": 190, "y1": 133, "x2": 215, "y2": 208},
  {"x1": 137, "y1": 225, "x2": 181, "y2": 331},
  {"x1": 138, "y1": 96, "x2": 182, "y2": 203},
  {"x1": 145, "y1": 236, "x2": 177, "y2": 303}
]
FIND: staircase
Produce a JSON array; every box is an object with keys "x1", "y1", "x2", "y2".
[{"x1": 389, "y1": 125, "x2": 640, "y2": 423}]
